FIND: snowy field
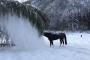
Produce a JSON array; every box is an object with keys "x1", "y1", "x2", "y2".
[{"x1": 0, "y1": 32, "x2": 90, "y2": 60}]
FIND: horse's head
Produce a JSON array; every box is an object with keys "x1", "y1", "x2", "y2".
[
  {"x1": 43, "y1": 32, "x2": 51, "y2": 37},
  {"x1": 43, "y1": 32, "x2": 47, "y2": 36}
]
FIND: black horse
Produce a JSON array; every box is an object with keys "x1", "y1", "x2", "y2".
[{"x1": 43, "y1": 32, "x2": 67, "y2": 47}]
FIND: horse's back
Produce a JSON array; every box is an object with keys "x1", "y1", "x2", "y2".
[{"x1": 43, "y1": 32, "x2": 60, "y2": 40}]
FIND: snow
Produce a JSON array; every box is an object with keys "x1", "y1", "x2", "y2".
[
  {"x1": 14, "y1": 0, "x2": 28, "y2": 2},
  {"x1": 0, "y1": 32, "x2": 90, "y2": 60},
  {"x1": 0, "y1": 14, "x2": 46, "y2": 51}
]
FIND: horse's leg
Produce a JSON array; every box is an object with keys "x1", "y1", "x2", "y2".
[
  {"x1": 50, "y1": 40, "x2": 52, "y2": 47},
  {"x1": 64, "y1": 37, "x2": 67, "y2": 45},
  {"x1": 51, "y1": 41, "x2": 54, "y2": 46},
  {"x1": 61, "y1": 39, "x2": 64, "y2": 45},
  {"x1": 60, "y1": 39, "x2": 63, "y2": 46},
  {"x1": 59, "y1": 39, "x2": 61, "y2": 46},
  {"x1": 49, "y1": 40, "x2": 54, "y2": 47},
  {"x1": 62, "y1": 39, "x2": 64, "y2": 45}
]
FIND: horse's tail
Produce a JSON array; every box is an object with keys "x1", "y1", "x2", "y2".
[{"x1": 65, "y1": 34, "x2": 67, "y2": 45}]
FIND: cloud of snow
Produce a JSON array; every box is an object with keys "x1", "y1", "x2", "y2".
[{"x1": 0, "y1": 14, "x2": 46, "y2": 51}]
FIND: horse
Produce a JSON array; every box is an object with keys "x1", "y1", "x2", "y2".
[{"x1": 43, "y1": 32, "x2": 67, "y2": 47}]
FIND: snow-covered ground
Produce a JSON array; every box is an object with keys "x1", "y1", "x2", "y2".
[{"x1": 0, "y1": 32, "x2": 90, "y2": 60}]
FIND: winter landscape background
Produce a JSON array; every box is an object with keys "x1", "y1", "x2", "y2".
[{"x1": 0, "y1": 0, "x2": 90, "y2": 60}]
